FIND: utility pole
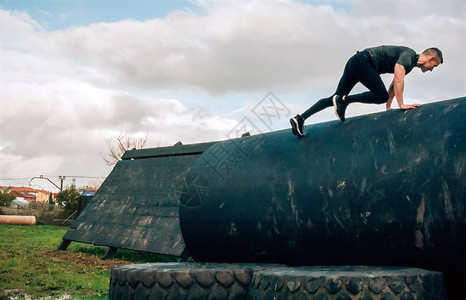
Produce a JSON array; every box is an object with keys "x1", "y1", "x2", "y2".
[
  {"x1": 29, "y1": 175, "x2": 66, "y2": 191},
  {"x1": 59, "y1": 176, "x2": 66, "y2": 191}
]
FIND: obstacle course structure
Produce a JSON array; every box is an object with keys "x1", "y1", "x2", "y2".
[
  {"x1": 60, "y1": 97, "x2": 465, "y2": 298},
  {"x1": 181, "y1": 97, "x2": 466, "y2": 275}
]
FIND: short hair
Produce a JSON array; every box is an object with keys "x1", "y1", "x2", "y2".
[{"x1": 422, "y1": 47, "x2": 443, "y2": 64}]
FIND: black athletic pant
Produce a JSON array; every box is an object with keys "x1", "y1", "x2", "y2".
[{"x1": 301, "y1": 50, "x2": 389, "y2": 120}]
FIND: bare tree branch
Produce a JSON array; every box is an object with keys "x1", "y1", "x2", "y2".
[{"x1": 101, "y1": 131, "x2": 149, "y2": 166}]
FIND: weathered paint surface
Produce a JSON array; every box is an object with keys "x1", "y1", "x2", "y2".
[
  {"x1": 180, "y1": 97, "x2": 466, "y2": 276},
  {"x1": 62, "y1": 142, "x2": 215, "y2": 256}
]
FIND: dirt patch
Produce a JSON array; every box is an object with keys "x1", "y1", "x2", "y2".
[{"x1": 43, "y1": 250, "x2": 132, "y2": 270}]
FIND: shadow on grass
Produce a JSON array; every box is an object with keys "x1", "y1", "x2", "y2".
[{"x1": 71, "y1": 244, "x2": 178, "y2": 264}]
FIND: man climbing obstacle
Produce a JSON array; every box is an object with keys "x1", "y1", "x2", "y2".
[{"x1": 290, "y1": 45, "x2": 443, "y2": 137}]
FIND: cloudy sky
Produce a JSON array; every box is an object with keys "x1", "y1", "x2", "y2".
[{"x1": 1, "y1": 0, "x2": 465, "y2": 192}]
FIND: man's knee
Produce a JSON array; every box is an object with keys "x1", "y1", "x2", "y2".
[{"x1": 374, "y1": 90, "x2": 389, "y2": 104}]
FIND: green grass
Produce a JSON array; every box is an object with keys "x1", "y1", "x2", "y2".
[{"x1": 0, "y1": 224, "x2": 177, "y2": 299}]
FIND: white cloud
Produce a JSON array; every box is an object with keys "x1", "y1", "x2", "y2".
[
  {"x1": 353, "y1": 0, "x2": 465, "y2": 18},
  {"x1": 47, "y1": 2, "x2": 346, "y2": 94},
  {"x1": 34, "y1": 0, "x2": 463, "y2": 97}
]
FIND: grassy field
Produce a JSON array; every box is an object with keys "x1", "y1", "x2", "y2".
[{"x1": 0, "y1": 223, "x2": 177, "y2": 299}]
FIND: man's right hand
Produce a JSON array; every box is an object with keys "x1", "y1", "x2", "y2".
[{"x1": 399, "y1": 104, "x2": 421, "y2": 110}]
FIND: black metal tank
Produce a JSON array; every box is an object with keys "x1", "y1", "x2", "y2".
[{"x1": 179, "y1": 97, "x2": 466, "y2": 276}]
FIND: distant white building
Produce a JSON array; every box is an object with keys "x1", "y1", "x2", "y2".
[{"x1": 10, "y1": 199, "x2": 30, "y2": 208}]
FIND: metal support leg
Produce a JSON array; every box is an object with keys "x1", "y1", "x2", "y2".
[
  {"x1": 177, "y1": 249, "x2": 190, "y2": 262},
  {"x1": 102, "y1": 246, "x2": 118, "y2": 260},
  {"x1": 57, "y1": 239, "x2": 71, "y2": 251}
]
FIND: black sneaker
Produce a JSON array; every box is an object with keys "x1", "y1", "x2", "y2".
[
  {"x1": 290, "y1": 114, "x2": 304, "y2": 136},
  {"x1": 332, "y1": 95, "x2": 347, "y2": 122}
]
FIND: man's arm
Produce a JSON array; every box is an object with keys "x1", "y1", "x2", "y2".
[
  {"x1": 393, "y1": 63, "x2": 421, "y2": 110},
  {"x1": 386, "y1": 80, "x2": 395, "y2": 110}
]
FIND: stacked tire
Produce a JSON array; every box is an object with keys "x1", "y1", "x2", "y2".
[
  {"x1": 109, "y1": 263, "x2": 269, "y2": 300},
  {"x1": 248, "y1": 266, "x2": 447, "y2": 300},
  {"x1": 109, "y1": 263, "x2": 447, "y2": 299}
]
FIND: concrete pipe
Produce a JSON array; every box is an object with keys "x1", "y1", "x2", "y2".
[{"x1": 0, "y1": 215, "x2": 36, "y2": 225}]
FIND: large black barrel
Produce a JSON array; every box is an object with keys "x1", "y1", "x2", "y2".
[{"x1": 179, "y1": 97, "x2": 466, "y2": 276}]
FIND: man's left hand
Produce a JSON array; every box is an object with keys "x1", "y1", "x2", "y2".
[{"x1": 399, "y1": 104, "x2": 421, "y2": 110}]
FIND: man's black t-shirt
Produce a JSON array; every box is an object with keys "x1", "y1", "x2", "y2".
[{"x1": 365, "y1": 45, "x2": 419, "y2": 75}]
